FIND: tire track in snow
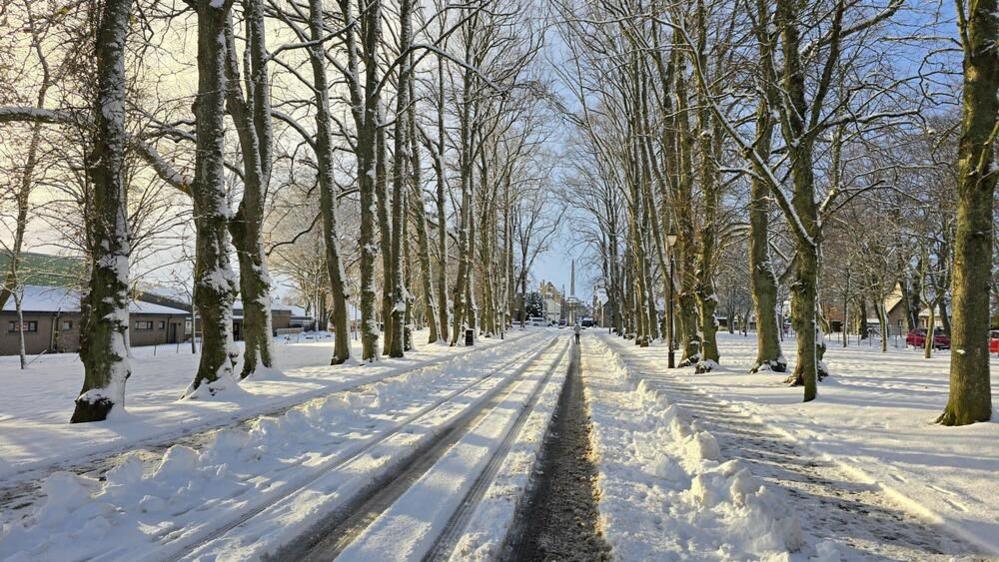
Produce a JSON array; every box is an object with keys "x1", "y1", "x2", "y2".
[
  {"x1": 0, "y1": 333, "x2": 533, "y2": 519},
  {"x1": 284, "y1": 337, "x2": 569, "y2": 562},
  {"x1": 168, "y1": 334, "x2": 561, "y2": 561},
  {"x1": 501, "y1": 339, "x2": 612, "y2": 562}
]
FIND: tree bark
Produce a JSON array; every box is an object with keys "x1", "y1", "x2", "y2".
[
  {"x1": 777, "y1": 0, "x2": 822, "y2": 401},
  {"x1": 749, "y1": 0, "x2": 786, "y2": 373},
  {"x1": 354, "y1": 0, "x2": 382, "y2": 361},
  {"x1": 376, "y1": 116, "x2": 394, "y2": 355},
  {"x1": 223, "y1": 2, "x2": 275, "y2": 379},
  {"x1": 673, "y1": 51, "x2": 700, "y2": 364},
  {"x1": 435, "y1": 56, "x2": 450, "y2": 343},
  {"x1": 693, "y1": 9, "x2": 720, "y2": 371},
  {"x1": 388, "y1": 0, "x2": 414, "y2": 358},
  {"x1": 409, "y1": 80, "x2": 440, "y2": 345},
  {"x1": 938, "y1": 0, "x2": 998, "y2": 425},
  {"x1": 71, "y1": 0, "x2": 134, "y2": 422},
  {"x1": 183, "y1": 0, "x2": 241, "y2": 398},
  {"x1": 308, "y1": 0, "x2": 351, "y2": 364}
]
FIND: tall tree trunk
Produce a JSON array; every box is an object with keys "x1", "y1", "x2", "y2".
[
  {"x1": 377, "y1": 117, "x2": 394, "y2": 355},
  {"x1": 692, "y1": 0, "x2": 720, "y2": 372},
  {"x1": 435, "y1": 56, "x2": 450, "y2": 343},
  {"x1": 749, "y1": 0, "x2": 786, "y2": 372},
  {"x1": 409, "y1": 84, "x2": 439, "y2": 345},
  {"x1": 71, "y1": 0, "x2": 134, "y2": 422},
  {"x1": 183, "y1": 0, "x2": 240, "y2": 398},
  {"x1": 308, "y1": 0, "x2": 350, "y2": 364},
  {"x1": 938, "y1": 0, "x2": 998, "y2": 425},
  {"x1": 451, "y1": 55, "x2": 475, "y2": 346},
  {"x1": 388, "y1": 0, "x2": 413, "y2": 358},
  {"x1": 777, "y1": 0, "x2": 821, "y2": 401},
  {"x1": 356, "y1": 0, "x2": 383, "y2": 361},
  {"x1": 223, "y1": 2, "x2": 275, "y2": 379}
]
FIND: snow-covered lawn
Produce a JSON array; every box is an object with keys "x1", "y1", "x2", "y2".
[
  {"x1": 601, "y1": 331, "x2": 999, "y2": 557},
  {"x1": 0, "y1": 329, "x2": 529, "y2": 481}
]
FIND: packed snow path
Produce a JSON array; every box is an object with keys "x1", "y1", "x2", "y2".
[
  {"x1": 503, "y1": 341, "x2": 612, "y2": 561},
  {"x1": 599, "y1": 333, "x2": 979, "y2": 561},
  {"x1": 280, "y1": 336, "x2": 570, "y2": 561}
]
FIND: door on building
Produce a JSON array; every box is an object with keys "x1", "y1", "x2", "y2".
[{"x1": 167, "y1": 323, "x2": 178, "y2": 344}]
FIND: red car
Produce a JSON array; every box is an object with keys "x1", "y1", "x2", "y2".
[
  {"x1": 906, "y1": 328, "x2": 950, "y2": 350},
  {"x1": 990, "y1": 331, "x2": 999, "y2": 354}
]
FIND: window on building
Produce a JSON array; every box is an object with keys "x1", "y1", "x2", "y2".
[
  {"x1": 135, "y1": 320, "x2": 154, "y2": 331},
  {"x1": 158, "y1": 321, "x2": 166, "y2": 330},
  {"x1": 8, "y1": 321, "x2": 37, "y2": 333},
  {"x1": 61, "y1": 320, "x2": 73, "y2": 331}
]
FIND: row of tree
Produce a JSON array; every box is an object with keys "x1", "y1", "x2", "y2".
[
  {"x1": 0, "y1": 0, "x2": 561, "y2": 422},
  {"x1": 552, "y1": 0, "x2": 997, "y2": 425}
]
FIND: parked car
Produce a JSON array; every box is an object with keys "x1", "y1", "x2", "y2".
[
  {"x1": 906, "y1": 328, "x2": 950, "y2": 350},
  {"x1": 989, "y1": 330, "x2": 999, "y2": 354}
]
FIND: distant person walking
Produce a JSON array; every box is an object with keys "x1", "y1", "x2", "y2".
[{"x1": 574, "y1": 322, "x2": 581, "y2": 345}]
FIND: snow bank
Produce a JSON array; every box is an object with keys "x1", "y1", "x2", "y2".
[
  {"x1": 582, "y1": 338, "x2": 803, "y2": 561},
  {"x1": 0, "y1": 386, "x2": 364, "y2": 561},
  {"x1": 0, "y1": 329, "x2": 532, "y2": 484},
  {"x1": 655, "y1": 332, "x2": 999, "y2": 557}
]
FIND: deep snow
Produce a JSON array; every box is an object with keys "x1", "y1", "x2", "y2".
[
  {"x1": 599, "y1": 330, "x2": 998, "y2": 558},
  {"x1": 581, "y1": 336, "x2": 805, "y2": 561},
  {"x1": 1, "y1": 327, "x2": 995, "y2": 562}
]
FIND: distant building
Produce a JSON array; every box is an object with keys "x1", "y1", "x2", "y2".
[
  {"x1": 538, "y1": 281, "x2": 562, "y2": 324},
  {"x1": 1, "y1": 285, "x2": 190, "y2": 356}
]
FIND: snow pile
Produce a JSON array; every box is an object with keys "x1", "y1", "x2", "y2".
[
  {"x1": 583, "y1": 339, "x2": 803, "y2": 561},
  {"x1": 0, "y1": 389, "x2": 362, "y2": 560},
  {"x1": 644, "y1": 332, "x2": 999, "y2": 556}
]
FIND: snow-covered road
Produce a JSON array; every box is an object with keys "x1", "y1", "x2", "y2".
[
  {"x1": 2, "y1": 328, "x2": 995, "y2": 561},
  {"x1": 0, "y1": 331, "x2": 574, "y2": 561},
  {"x1": 0, "y1": 329, "x2": 531, "y2": 484}
]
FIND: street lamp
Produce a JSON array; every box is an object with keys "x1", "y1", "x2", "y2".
[{"x1": 666, "y1": 232, "x2": 677, "y2": 368}]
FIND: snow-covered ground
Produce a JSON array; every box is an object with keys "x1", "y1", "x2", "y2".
[
  {"x1": 598, "y1": 330, "x2": 998, "y2": 559},
  {"x1": 0, "y1": 331, "x2": 564, "y2": 561},
  {"x1": 581, "y1": 336, "x2": 805, "y2": 561},
  {"x1": 2, "y1": 326, "x2": 995, "y2": 561},
  {"x1": 333, "y1": 338, "x2": 570, "y2": 562},
  {"x1": 445, "y1": 346, "x2": 569, "y2": 562},
  {"x1": 0, "y1": 329, "x2": 528, "y2": 482}
]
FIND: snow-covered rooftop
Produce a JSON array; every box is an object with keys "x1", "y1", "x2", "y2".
[{"x1": 2, "y1": 285, "x2": 189, "y2": 316}]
